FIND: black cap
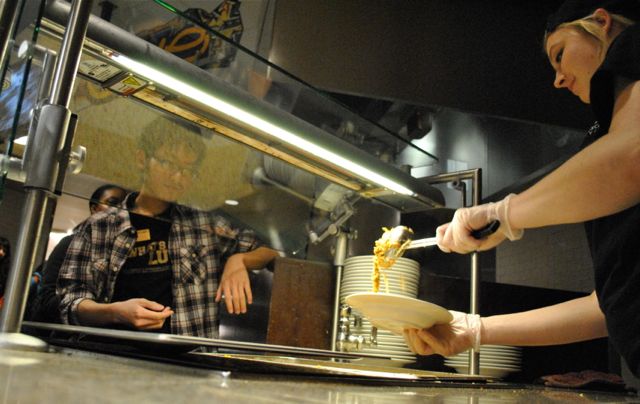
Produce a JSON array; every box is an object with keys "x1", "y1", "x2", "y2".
[{"x1": 546, "y1": 0, "x2": 640, "y2": 32}]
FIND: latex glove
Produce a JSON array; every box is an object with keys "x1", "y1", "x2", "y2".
[
  {"x1": 437, "y1": 193, "x2": 523, "y2": 254},
  {"x1": 403, "y1": 311, "x2": 482, "y2": 357},
  {"x1": 215, "y1": 254, "x2": 253, "y2": 314}
]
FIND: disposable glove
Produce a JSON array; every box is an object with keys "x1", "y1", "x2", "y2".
[
  {"x1": 437, "y1": 193, "x2": 523, "y2": 253},
  {"x1": 403, "y1": 311, "x2": 482, "y2": 357}
]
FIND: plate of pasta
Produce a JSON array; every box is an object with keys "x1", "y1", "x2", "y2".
[{"x1": 345, "y1": 292, "x2": 453, "y2": 335}]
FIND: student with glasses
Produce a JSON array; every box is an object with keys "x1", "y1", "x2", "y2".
[{"x1": 58, "y1": 116, "x2": 278, "y2": 337}]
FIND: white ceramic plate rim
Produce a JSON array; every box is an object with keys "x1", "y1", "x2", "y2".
[{"x1": 345, "y1": 292, "x2": 452, "y2": 335}]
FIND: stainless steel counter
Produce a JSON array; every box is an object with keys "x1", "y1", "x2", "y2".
[{"x1": 1, "y1": 346, "x2": 637, "y2": 403}]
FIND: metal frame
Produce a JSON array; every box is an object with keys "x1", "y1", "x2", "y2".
[
  {"x1": 0, "y1": 0, "x2": 24, "y2": 86},
  {"x1": 0, "y1": 0, "x2": 94, "y2": 351},
  {"x1": 330, "y1": 168, "x2": 485, "y2": 377},
  {"x1": 424, "y1": 168, "x2": 483, "y2": 376}
]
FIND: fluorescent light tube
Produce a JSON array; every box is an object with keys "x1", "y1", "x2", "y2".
[{"x1": 109, "y1": 53, "x2": 415, "y2": 196}]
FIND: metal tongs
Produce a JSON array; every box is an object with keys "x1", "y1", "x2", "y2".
[{"x1": 383, "y1": 220, "x2": 501, "y2": 260}]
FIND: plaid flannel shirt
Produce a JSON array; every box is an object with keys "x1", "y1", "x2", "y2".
[{"x1": 57, "y1": 198, "x2": 261, "y2": 339}]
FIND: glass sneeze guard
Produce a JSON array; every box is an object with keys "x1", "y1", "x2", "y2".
[
  {"x1": 39, "y1": 0, "x2": 444, "y2": 212},
  {"x1": 1, "y1": 0, "x2": 448, "y2": 368}
]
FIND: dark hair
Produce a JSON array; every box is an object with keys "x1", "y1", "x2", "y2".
[
  {"x1": 89, "y1": 184, "x2": 126, "y2": 210},
  {"x1": 138, "y1": 116, "x2": 207, "y2": 166},
  {"x1": 0, "y1": 236, "x2": 11, "y2": 296}
]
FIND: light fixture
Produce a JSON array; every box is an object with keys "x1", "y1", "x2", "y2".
[
  {"x1": 224, "y1": 199, "x2": 239, "y2": 206},
  {"x1": 108, "y1": 53, "x2": 416, "y2": 197}
]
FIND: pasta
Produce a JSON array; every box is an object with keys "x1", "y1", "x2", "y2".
[{"x1": 372, "y1": 226, "x2": 413, "y2": 293}]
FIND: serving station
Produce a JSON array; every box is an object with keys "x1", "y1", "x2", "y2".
[{"x1": 0, "y1": 0, "x2": 635, "y2": 401}]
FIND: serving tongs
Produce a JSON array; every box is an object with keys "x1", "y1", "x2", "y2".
[{"x1": 383, "y1": 220, "x2": 501, "y2": 260}]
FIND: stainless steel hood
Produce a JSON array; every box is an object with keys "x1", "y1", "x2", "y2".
[{"x1": 40, "y1": 0, "x2": 444, "y2": 212}]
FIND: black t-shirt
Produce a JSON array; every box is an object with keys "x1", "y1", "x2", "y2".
[
  {"x1": 586, "y1": 23, "x2": 640, "y2": 377},
  {"x1": 112, "y1": 206, "x2": 174, "y2": 333}
]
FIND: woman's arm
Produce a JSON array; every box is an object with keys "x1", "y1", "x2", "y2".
[
  {"x1": 482, "y1": 291, "x2": 608, "y2": 346},
  {"x1": 404, "y1": 292, "x2": 607, "y2": 357},
  {"x1": 510, "y1": 80, "x2": 640, "y2": 229},
  {"x1": 436, "y1": 81, "x2": 640, "y2": 254}
]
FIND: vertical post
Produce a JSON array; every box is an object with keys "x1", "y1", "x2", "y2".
[
  {"x1": 468, "y1": 168, "x2": 481, "y2": 375},
  {"x1": 0, "y1": 0, "x2": 94, "y2": 351},
  {"x1": 330, "y1": 231, "x2": 348, "y2": 351},
  {"x1": 423, "y1": 169, "x2": 483, "y2": 375},
  {"x1": 0, "y1": 0, "x2": 23, "y2": 89}
]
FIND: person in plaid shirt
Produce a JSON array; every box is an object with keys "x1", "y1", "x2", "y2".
[{"x1": 57, "y1": 116, "x2": 278, "y2": 338}]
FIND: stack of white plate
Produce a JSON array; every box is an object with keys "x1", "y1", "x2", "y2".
[
  {"x1": 340, "y1": 255, "x2": 420, "y2": 361},
  {"x1": 340, "y1": 255, "x2": 420, "y2": 297},
  {"x1": 444, "y1": 345, "x2": 522, "y2": 378}
]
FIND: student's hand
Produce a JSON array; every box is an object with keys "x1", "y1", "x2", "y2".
[
  {"x1": 215, "y1": 254, "x2": 253, "y2": 314},
  {"x1": 437, "y1": 194, "x2": 523, "y2": 254},
  {"x1": 403, "y1": 311, "x2": 482, "y2": 357},
  {"x1": 111, "y1": 298, "x2": 173, "y2": 330}
]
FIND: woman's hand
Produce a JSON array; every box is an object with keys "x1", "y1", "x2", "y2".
[
  {"x1": 215, "y1": 254, "x2": 253, "y2": 314},
  {"x1": 437, "y1": 194, "x2": 522, "y2": 254},
  {"x1": 403, "y1": 311, "x2": 482, "y2": 357}
]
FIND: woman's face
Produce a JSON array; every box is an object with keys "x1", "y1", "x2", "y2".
[{"x1": 545, "y1": 27, "x2": 603, "y2": 104}]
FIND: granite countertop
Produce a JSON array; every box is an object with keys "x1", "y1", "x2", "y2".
[{"x1": 1, "y1": 346, "x2": 638, "y2": 403}]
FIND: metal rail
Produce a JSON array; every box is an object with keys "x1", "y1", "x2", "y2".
[
  {"x1": 0, "y1": 0, "x2": 93, "y2": 351},
  {"x1": 0, "y1": 0, "x2": 23, "y2": 86},
  {"x1": 23, "y1": 321, "x2": 396, "y2": 361},
  {"x1": 424, "y1": 169, "x2": 483, "y2": 376}
]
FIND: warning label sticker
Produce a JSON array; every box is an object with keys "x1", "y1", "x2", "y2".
[
  {"x1": 78, "y1": 59, "x2": 121, "y2": 82},
  {"x1": 109, "y1": 75, "x2": 147, "y2": 96}
]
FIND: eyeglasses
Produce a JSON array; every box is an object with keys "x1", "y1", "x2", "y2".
[{"x1": 151, "y1": 156, "x2": 199, "y2": 178}]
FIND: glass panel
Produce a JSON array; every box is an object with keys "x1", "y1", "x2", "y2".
[
  {"x1": 103, "y1": 0, "x2": 438, "y2": 169},
  {"x1": 36, "y1": 0, "x2": 446, "y2": 212},
  {"x1": 0, "y1": 0, "x2": 47, "y2": 200},
  {"x1": 23, "y1": 0, "x2": 430, "y2": 363},
  {"x1": 24, "y1": 73, "x2": 397, "y2": 354},
  {"x1": 66, "y1": 78, "x2": 323, "y2": 256}
]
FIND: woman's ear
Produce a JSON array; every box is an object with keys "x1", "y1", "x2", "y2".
[{"x1": 592, "y1": 8, "x2": 613, "y2": 33}]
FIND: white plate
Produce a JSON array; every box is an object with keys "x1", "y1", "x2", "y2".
[{"x1": 345, "y1": 292, "x2": 452, "y2": 335}]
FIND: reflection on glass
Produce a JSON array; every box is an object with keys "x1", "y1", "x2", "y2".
[
  {"x1": 101, "y1": 0, "x2": 436, "y2": 167},
  {"x1": 18, "y1": 1, "x2": 418, "y2": 362},
  {"x1": 0, "y1": 0, "x2": 47, "y2": 199},
  {"x1": 29, "y1": 79, "x2": 365, "y2": 346},
  {"x1": 67, "y1": 77, "x2": 326, "y2": 255},
  {"x1": 42, "y1": 112, "x2": 280, "y2": 340}
]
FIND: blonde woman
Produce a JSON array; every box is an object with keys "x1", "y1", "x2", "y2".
[{"x1": 404, "y1": 0, "x2": 640, "y2": 379}]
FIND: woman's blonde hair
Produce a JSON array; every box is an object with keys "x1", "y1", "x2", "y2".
[{"x1": 544, "y1": 13, "x2": 635, "y2": 60}]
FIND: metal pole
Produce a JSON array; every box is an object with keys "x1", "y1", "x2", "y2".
[
  {"x1": 0, "y1": 0, "x2": 93, "y2": 351},
  {"x1": 0, "y1": 0, "x2": 23, "y2": 87},
  {"x1": 423, "y1": 169, "x2": 482, "y2": 375},
  {"x1": 468, "y1": 168, "x2": 482, "y2": 376},
  {"x1": 49, "y1": 0, "x2": 92, "y2": 108},
  {"x1": 330, "y1": 231, "x2": 349, "y2": 351},
  {"x1": 0, "y1": 191, "x2": 48, "y2": 331}
]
